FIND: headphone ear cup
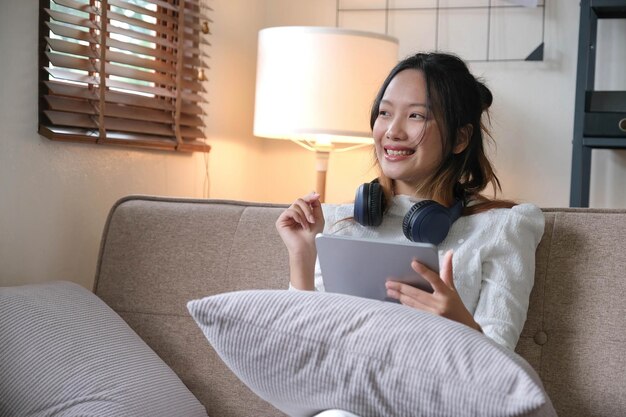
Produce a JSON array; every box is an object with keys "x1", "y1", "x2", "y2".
[
  {"x1": 354, "y1": 183, "x2": 369, "y2": 226},
  {"x1": 403, "y1": 200, "x2": 452, "y2": 245},
  {"x1": 368, "y1": 182, "x2": 384, "y2": 227},
  {"x1": 354, "y1": 182, "x2": 384, "y2": 227},
  {"x1": 402, "y1": 200, "x2": 430, "y2": 242}
]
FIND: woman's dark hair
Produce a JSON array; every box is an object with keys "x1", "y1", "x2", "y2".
[{"x1": 370, "y1": 52, "x2": 514, "y2": 214}]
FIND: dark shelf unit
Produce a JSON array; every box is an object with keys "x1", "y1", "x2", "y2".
[{"x1": 570, "y1": 0, "x2": 626, "y2": 207}]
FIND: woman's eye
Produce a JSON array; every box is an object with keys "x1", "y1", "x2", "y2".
[
  {"x1": 410, "y1": 113, "x2": 425, "y2": 120},
  {"x1": 378, "y1": 110, "x2": 390, "y2": 117}
]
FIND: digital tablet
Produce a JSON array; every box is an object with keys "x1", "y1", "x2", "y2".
[{"x1": 315, "y1": 234, "x2": 439, "y2": 302}]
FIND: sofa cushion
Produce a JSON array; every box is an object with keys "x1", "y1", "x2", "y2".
[
  {"x1": 188, "y1": 289, "x2": 556, "y2": 417},
  {"x1": 0, "y1": 281, "x2": 208, "y2": 417}
]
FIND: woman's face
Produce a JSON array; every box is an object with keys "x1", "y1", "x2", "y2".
[{"x1": 372, "y1": 69, "x2": 444, "y2": 196}]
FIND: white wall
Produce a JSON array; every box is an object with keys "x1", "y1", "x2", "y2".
[
  {"x1": 0, "y1": 0, "x2": 266, "y2": 288},
  {"x1": 1, "y1": 0, "x2": 625, "y2": 289}
]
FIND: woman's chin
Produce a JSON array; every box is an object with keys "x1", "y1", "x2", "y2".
[{"x1": 381, "y1": 167, "x2": 410, "y2": 181}]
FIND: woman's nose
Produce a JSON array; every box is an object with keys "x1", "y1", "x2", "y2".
[{"x1": 386, "y1": 118, "x2": 407, "y2": 141}]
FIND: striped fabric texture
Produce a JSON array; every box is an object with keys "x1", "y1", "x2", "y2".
[
  {"x1": 188, "y1": 290, "x2": 556, "y2": 417},
  {"x1": 0, "y1": 281, "x2": 208, "y2": 417}
]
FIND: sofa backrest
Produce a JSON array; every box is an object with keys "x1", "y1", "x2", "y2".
[
  {"x1": 94, "y1": 196, "x2": 626, "y2": 417},
  {"x1": 517, "y1": 208, "x2": 626, "y2": 416}
]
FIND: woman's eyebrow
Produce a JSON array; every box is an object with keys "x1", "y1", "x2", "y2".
[{"x1": 380, "y1": 99, "x2": 429, "y2": 108}]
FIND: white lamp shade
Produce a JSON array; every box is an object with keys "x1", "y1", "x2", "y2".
[{"x1": 253, "y1": 26, "x2": 399, "y2": 145}]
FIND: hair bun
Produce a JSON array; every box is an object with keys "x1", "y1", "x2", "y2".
[{"x1": 476, "y1": 80, "x2": 493, "y2": 111}]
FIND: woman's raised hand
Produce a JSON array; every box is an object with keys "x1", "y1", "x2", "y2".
[
  {"x1": 276, "y1": 192, "x2": 325, "y2": 290},
  {"x1": 276, "y1": 191, "x2": 325, "y2": 252}
]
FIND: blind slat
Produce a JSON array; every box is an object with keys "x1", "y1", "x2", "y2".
[
  {"x1": 46, "y1": 51, "x2": 95, "y2": 72},
  {"x1": 181, "y1": 90, "x2": 207, "y2": 103},
  {"x1": 181, "y1": 79, "x2": 205, "y2": 93},
  {"x1": 107, "y1": 38, "x2": 177, "y2": 68},
  {"x1": 45, "y1": 81, "x2": 175, "y2": 111},
  {"x1": 180, "y1": 114, "x2": 203, "y2": 127},
  {"x1": 108, "y1": 0, "x2": 176, "y2": 24},
  {"x1": 106, "y1": 62, "x2": 174, "y2": 86},
  {"x1": 46, "y1": 67, "x2": 176, "y2": 98},
  {"x1": 182, "y1": 56, "x2": 208, "y2": 68},
  {"x1": 180, "y1": 125, "x2": 204, "y2": 138},
  {"x1": 106, "y1": 48, "x2": 176, "y2": 75},
  {"x1": 184, "y1": 32, "x2": 211, "y2": 47},
  {"x1": 181, "y1": 102, "x2": 203, "y2": 115},
  {"x1": 102, "y1": 103, "x2": 172, "y2": 124},
  {"x1": 45, "y1": 95, "x2": 96, "y2": 115},
  {"x1": 182, "y1": 45, "x2": 209, "y2": 58},
  {"x1": 46, "y1": 9, "x2": 98, "y2": 30},
  {"x1": 108, "y1": 23, "x2": 176, "y2": 50},
  {"x1": 108, "y1": 10, "x2": 177, "y2": 38},
  {"x1": 45, "y1": 110, "x2": 97, "y2": 129},
  {"x1": 184, "y1": 2, "x2": 210, "y2": 21},
  {"x1": 46, "y1": 67, "x2": 97, "y2": 85},
  {"x1": 47, "y1": 37, "x2": 98, "y2": 59},
  {"x1": 46, "y1": 110, "x2": 176, "y2": 137},
  {"x1": 46, "y1": 21, "x2": 97, "y2": 44},
  {"x1": 150, "y1": 0, "x2": 178, "y2": 12},
  {"x1": 53, "y1": 0, "x2": 98, "y2": 14},
  {"x1": 46, "y1": 95, "x2": 175, "y2": 125},
  {"x1": 106, "y1": 117, "x2": 174, "y2": 136}
]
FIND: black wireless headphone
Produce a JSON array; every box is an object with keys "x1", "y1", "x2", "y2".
[{"x1": 354, "y1": 179, "x2": 463, "y2": 245}]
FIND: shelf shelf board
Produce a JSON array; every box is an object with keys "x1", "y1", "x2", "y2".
[
  {"x1": 582, "y1": 136, "x2": 626, "y2": 148},
  {"x1": 592, "y1": 2, "x2": 626, "y2": 18}
]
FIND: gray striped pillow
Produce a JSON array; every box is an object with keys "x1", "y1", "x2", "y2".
[
  {"x1": 0, "y1": 281, "x2": 208, "y2": 417},
  {"x1": 188, "y1": 290, "x2": 556, "y2": 417}
]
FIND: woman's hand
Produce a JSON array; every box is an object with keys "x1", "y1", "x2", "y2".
[
  {"x1": 276, "y1": 192, "x2": 325, "y2": 253},
  {"x1": 276, "y1": 192, "x2": 325, "y2": 290},
  {"x1": 385, "y1": 250, "x2": 482, "y2": 332}
]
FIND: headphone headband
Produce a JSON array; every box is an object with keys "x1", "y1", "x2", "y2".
[{"x1": 354, "y1": 180, "x2": 463, "y2": 245}]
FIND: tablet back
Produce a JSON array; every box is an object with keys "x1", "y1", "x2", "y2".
[{"x1": 315, "y1": 234, "x2": 439, "y2": 302}]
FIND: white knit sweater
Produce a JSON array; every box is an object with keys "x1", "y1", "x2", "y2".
[{"x1": 313, "y1": 195, "x2": 545, "y2": 351}]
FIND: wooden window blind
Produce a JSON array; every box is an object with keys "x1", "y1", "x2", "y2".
[{"x1": 38, "y1": 0, "x2": 211, "y2": 152}]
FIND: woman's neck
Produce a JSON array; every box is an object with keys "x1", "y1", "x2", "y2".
[
  {"x1": 392, "y1": 182, "x2": 457, "y2": 207},
  {"x1": 393, "y1": 181, "x2": 430, "y2": 200}
]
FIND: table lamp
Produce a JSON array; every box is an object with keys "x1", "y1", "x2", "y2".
[{"x1": 253, "y1": 26, "x2": 399, "y2": 202}]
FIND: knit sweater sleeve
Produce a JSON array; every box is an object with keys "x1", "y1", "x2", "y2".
[
  {"x1": 312, "y1": 203, "x2": 343, "y2": 292},
  {"x1": 473, "y1": 204, "x2": 545, "y2": 350}
]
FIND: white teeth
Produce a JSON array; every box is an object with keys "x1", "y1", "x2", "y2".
[{"x1": 386, "y1": 149, "x2": 413, "y2": 156}]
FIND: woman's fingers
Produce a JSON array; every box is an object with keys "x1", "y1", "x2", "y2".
[
  {"x1": 440, "y1": 250, "x2": 455, "y2": 289},
  {"x1": 410, "y1": 260, "x2": 448, "y2": 293},
  {"x1": 294, "y1": 192, "x2": 320, "y2": 224},
  {"x1": 278, "y1": 204, "x2": 308, "y2": 229},
  {"x1": 385, "y1": 280, "x2": 430, "y2": 304},
  {"x1": 308, "y1": 193, "x2": 325, "y2": 224},
  {"x1": 277, "y1": 192, "x2": 324, "y2": 233},
  {"x1": 409, "y1": 250, "x2": 455, "y2": 293},
  {"x1": 385, "y1": 281, "x2": 434, "y2": 309}
]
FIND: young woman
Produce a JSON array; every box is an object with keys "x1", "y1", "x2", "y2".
[{"x1": 275, "y1": 52, "x2": 544, "y2": 351}]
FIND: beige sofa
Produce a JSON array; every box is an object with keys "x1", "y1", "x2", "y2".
[{"x1": 93, "y1": 196, "x2": 626, "y2": 417}]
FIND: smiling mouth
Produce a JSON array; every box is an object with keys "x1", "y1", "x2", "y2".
[{"x1": 385, "y1": 148, "x2": 415, "y2": 156}]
